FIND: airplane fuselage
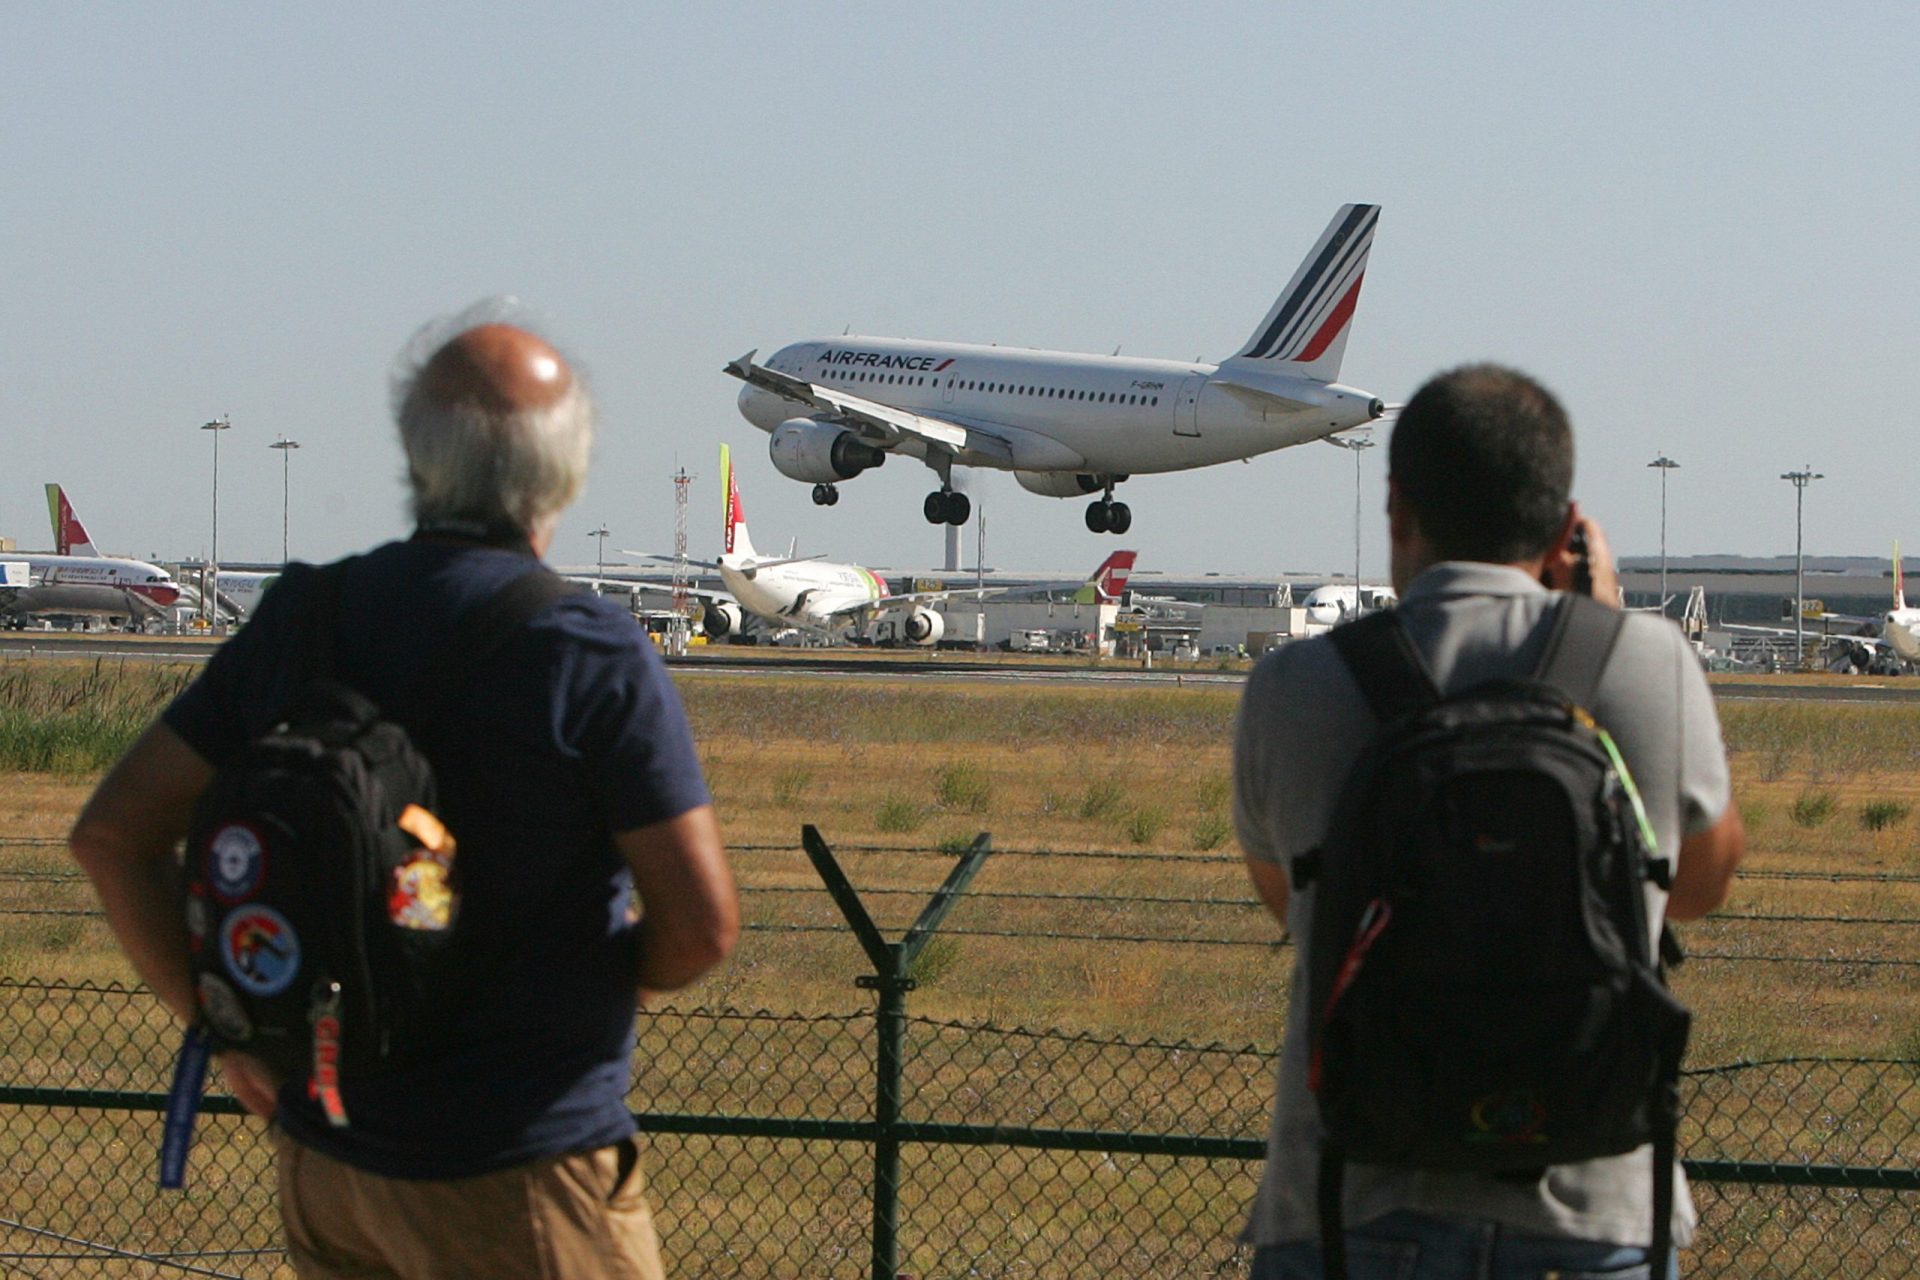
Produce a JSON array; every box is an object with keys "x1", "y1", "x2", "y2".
[
  {"x1": 719, "y1": 555, "x2": 886, "y2": 632},
  {"x1": 13, "y1": 555, "x2": 181, "y2": 606},
  {"x1": 737, "y1": 337, "x2": 1380, "y2": 476}
]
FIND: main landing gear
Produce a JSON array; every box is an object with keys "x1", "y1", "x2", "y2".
[
  {"x1": 811, "y1": 483, "x2": 840, "y2": 506},
  {"x1": 1085, "y1": 500, "x2": 1131, "y2": 534},
  {"x1": 1085, "y1": 476, "x2": 1131, "y2": 534},
  {"x1": 924, "y1": 489, "x2": 970, "y2": 526}
]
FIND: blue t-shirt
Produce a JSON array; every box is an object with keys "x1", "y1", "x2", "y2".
[{"x1": 164, "y1": 538, "x2": 711, "y2": 1179}]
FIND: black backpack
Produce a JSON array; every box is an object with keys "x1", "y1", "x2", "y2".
[
  {"x1": 182, "y1": 557, "x2": 574, "y2": 1127},
  {"x1": 1297, "y1": 596, "x2": 1688, "y2": 1279}
]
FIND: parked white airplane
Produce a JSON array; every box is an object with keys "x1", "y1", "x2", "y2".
[
  {"x1": 628, "y1": 446, "x2": 1004, "y2": 644},
  {"x1": 728, "y1": 203, "x2": 1388, "y2": 535},
  {"x1": 0, "y1": 485, "x2": 184, "y2": 622},
  {"x1": 1302, "y1": 582, "x2": 1399, "y2": 627}
]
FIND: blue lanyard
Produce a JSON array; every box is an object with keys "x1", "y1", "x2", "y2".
[{"x1": 159, "y1": 1024, "x2": 211, "y2": 1190}]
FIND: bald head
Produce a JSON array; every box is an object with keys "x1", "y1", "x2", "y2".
[
  {"x1": 396, "y1": 318, "x2": 595, "y2": 541},
  {"x1": 415, "y1": 323, "x2": 573, "y2": 416}
]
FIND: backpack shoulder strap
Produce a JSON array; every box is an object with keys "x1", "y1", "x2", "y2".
[
  {"x1": 416, "y1": 566, "x2": 583, "y2": 716},
  {"x1": 1532, "y1": 594, "x2": 1628, "y2": 710},
  {"x1": 1328, "y1": 610, "x2": 1441, "y2": 724}
]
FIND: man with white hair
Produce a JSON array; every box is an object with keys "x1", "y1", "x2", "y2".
[{"x1": 71, "y1": 315, "x2": 738, "y2": 1278}]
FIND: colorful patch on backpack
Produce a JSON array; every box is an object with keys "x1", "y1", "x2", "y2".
[
  {"x1": 220, "y1": 905, "x2": 301, "y2": 997},
  {"x1": 390, "y1": 804, "x2": 457, "y2": 931},
  {"x1": 1467, "y1": 1089, "x2": 1549, "y2": 1145},
  {"x1": 197, "y1": 972, "x2": 254, "y2": 1042},
  {"x1": 389, "y1": 851, "x2": 456, "y2": 930},
  {"x1": 206, "y1": 823, "x2": 266, "y2": 904}
]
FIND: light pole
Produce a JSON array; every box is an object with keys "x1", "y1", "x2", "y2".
[
  {"x1": 1781, "y1": 466, "x2": 1823, "y2": 669},
  {"x1": 201, "y1": 415, "x2": 231, "y2": 622},
  {"x1": 1330, "y1": 435, "x2": 1375, "y2": 615},
  {"x1": 1648, "y1": 455, "x2": 1679, "y2": 618},
  {"x1": 589, "y1": 524, "x2": 609, "y2": 585},
  {"x1": 270, "y1": 437, "x2": 301, "y2": 564}
]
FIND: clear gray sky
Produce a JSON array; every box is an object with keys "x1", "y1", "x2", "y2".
[{"x1": 4, "y1": 3, "x2": 1914, "y2": 579}]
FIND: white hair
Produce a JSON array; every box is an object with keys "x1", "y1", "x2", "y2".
[
  {"x1": 396, "y1": 375, "x2": 595, "y2": 535},
  {"x1": 389, "y1": 299, "x2": 594, "y2": 536}
]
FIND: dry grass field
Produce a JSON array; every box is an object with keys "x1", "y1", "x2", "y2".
[
  {"x1": 3, "y1": 659, "x2": 1916, "y2": 1058},
  {"x1": 1, "y1": 659, "x2": 1917, "y2": 1276}
]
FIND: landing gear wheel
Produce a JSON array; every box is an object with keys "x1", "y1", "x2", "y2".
[
  {"x1": 943, "y1": 492, "x2": 970, "y2": 526},
  {"x1": 812, "y1": 483, "x2": 840, "y2": 507},
  {"x1": 924, "y1": 492, "x2": 948, "y2": 524},
  {"x1": 1107, "y1": 502, "x2": 1132, "y2": 535},
  {"x1": 1085, "y1": 501, "x2": 1111, "y2": 534}
]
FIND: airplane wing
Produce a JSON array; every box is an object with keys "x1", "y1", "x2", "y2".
[
  {"x1": 816, "y1": 584, "x2": 1005, "y2": 624},
  {"x1": 725, "y1": 352, "x2": 1014, "y2": 465},
  {"x1": 620, "y1": 579, "x2": 735, "y2": 604},
  {"x1": 622, "y1": 549, "x2": 721, "y2": 571}
]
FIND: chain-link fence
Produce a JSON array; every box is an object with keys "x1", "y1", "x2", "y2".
[
  {"x1": 2, "y1": 981, "x2": 1917, "y2": 1277},
  {"x1": 3, "y1": 827, "x2": 1916, "y2": 1276}
]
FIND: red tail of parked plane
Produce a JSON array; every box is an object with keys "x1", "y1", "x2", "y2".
[{"x1": 45, "y1": 484, "x2": 99, "y2": 556}]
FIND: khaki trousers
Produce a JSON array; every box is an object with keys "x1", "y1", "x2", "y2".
[{"x1": 273, "y1": 1128, "x2": 666, "y2": 1280}]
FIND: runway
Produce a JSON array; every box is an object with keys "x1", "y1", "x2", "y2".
[{"x1": 7, "y1": 629, "x2": 1918, "y2": 701}]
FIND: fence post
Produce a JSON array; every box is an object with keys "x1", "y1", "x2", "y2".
[{"x1": 802, "y1": 824, "x2": 991, "y2": 1280}]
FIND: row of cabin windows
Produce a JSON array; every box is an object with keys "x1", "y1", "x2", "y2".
[{"x1": 820, "y1": 367, "x2": 1159, "y2": 406}]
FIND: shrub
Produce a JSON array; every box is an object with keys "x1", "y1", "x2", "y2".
[
  {"x1": 1192, "y1": 811, "x2": 1232, "y2": 851},
  {"x1": 1859, "y1": 800, "x2": 1910, "y2": 832},
  {"x1": 907, "y1": 936, "x2": 962, "y2": 987},
  {"x1": 1789, "y1": 791, "x2": 1837, "y2": 828},
  {"x1": 875, "y1": 796, "x2": 927, "y2": 834},
  {"x1": 1077, "y1": 779, "x2": 1124, "y2": 821},
  {"x1": 771, "y1": 766, "x2": 812, "y2": 809},
  {"x1": 1122, "y1": 806, "x2": 1167, "y2": 846},
  {"x1": 934, "y1": 762, "x2": 991, "y2": 813}
]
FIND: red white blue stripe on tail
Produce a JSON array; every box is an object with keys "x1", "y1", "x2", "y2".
[{"x1": 1230, "y1": 204, "x2": 1379, "y2": 380}]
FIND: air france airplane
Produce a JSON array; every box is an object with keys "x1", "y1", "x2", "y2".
[{"x1": 728, "y1": 204, "x2": 1387, "y2": 535}]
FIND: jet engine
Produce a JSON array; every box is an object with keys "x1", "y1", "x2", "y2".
[
  {"x1": 1015, "y1": 471, "x2": 1104, "y2": 499},
  {"x1": 901, "y1": 607, "x2": 944, "y2": 646},
  {"x1": 702, "y1": 600, "x2": 744, "y2": 638},
  {"x1": 769, "y1": 420, "x2": 888, "y2": 484}
]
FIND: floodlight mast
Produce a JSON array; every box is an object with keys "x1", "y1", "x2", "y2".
[
  {"x1": 1649, "y1": 455, "x2": 1679, "y2": 618},
  {"x1": 1781, "y1": 465, "x2": 1824, "y2": 668}
]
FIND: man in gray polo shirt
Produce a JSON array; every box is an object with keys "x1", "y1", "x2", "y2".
[{"x1": 1233, "y1": 364, "x2": 1745, "y2": 1278}]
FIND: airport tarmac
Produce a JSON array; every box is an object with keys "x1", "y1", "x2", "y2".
[{"x1": 4, "y1": 631, "x2": 1918, "y2": 702}]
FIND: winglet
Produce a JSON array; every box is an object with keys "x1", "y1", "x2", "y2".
[{"x1": 723, "y1": 350, "x2": 758, "y2": 381}]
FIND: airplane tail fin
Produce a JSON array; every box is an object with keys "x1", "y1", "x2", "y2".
[
  {"x1": 45, "y1": 484, "x2": 98, "y2": 556},
  {"x1": 721, "y1": 445, "x2": 758, "y2": 560},
  {"x1": 1896, "y1": 540, "x2": 1906, "y2": 613},
  {"x1": 1225, "y1": 203, "x2": 1379, "y2": 381},
  {"x1": 1075, "y1": 550, "x2": 1137, "y2": 604}
]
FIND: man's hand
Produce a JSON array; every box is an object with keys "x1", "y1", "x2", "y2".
[
  {"x1": 1542, "y1": 508, "x2": 1623, "y2": 608},
  {"x1": 218, "y1": 1051, "x2": 281, "y2": 1119}
]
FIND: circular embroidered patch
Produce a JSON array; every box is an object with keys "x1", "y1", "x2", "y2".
[
  {"x1": 207, "y1": 823, "x2": 266, "y2": 904},
  {"x1": 197, "y1": 972, "x2": 254, "y2": 1042},
  {"x1": 219, "y1": 905, "x2": 300, "y2": 998}
]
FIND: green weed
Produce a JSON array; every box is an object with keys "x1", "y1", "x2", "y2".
[
  {"x1": 771, "y1": 767, "x2": 812, "y2": 809},
  {"x1": 934, "y1": 762, "x2": 991, "y2": 813},
  {"x1": 1859, "y1": 800, "x2": 1910, "y2": 832},
  {"x1": 875, "y1": 796, "x2": 927, "y2": 834},
  {"x1": 1121, "y1": 806, "x2": 1167, "y2": 846},
  {"x1": 1077, "y1": 779, "x2": 1124, "y2": 821},
  {"x1": 1789, "y1": 791, "x2": 1837, "y2": 828},
  {"x1": 1191, "y1": 812, "x2": 1232, "y2": 852},
  {"x1": 907, "y1": 936, "x2": 962, "y2": 987}
]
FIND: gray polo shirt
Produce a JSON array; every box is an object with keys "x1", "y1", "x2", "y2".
[{"x1": 1232, "y1": 561, "x2": 1732, "y2": 1248}]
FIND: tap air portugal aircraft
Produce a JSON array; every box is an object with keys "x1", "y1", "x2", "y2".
[
  {"x1": 629, "y1": 446, "x2": 1002, "y2": 644},
  {"x1": 727, "y1": 203, "x2": 1388, "y2": 536},
  {"x1": 0, "y1": 485, "x2": 184, "y2": 623}
]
